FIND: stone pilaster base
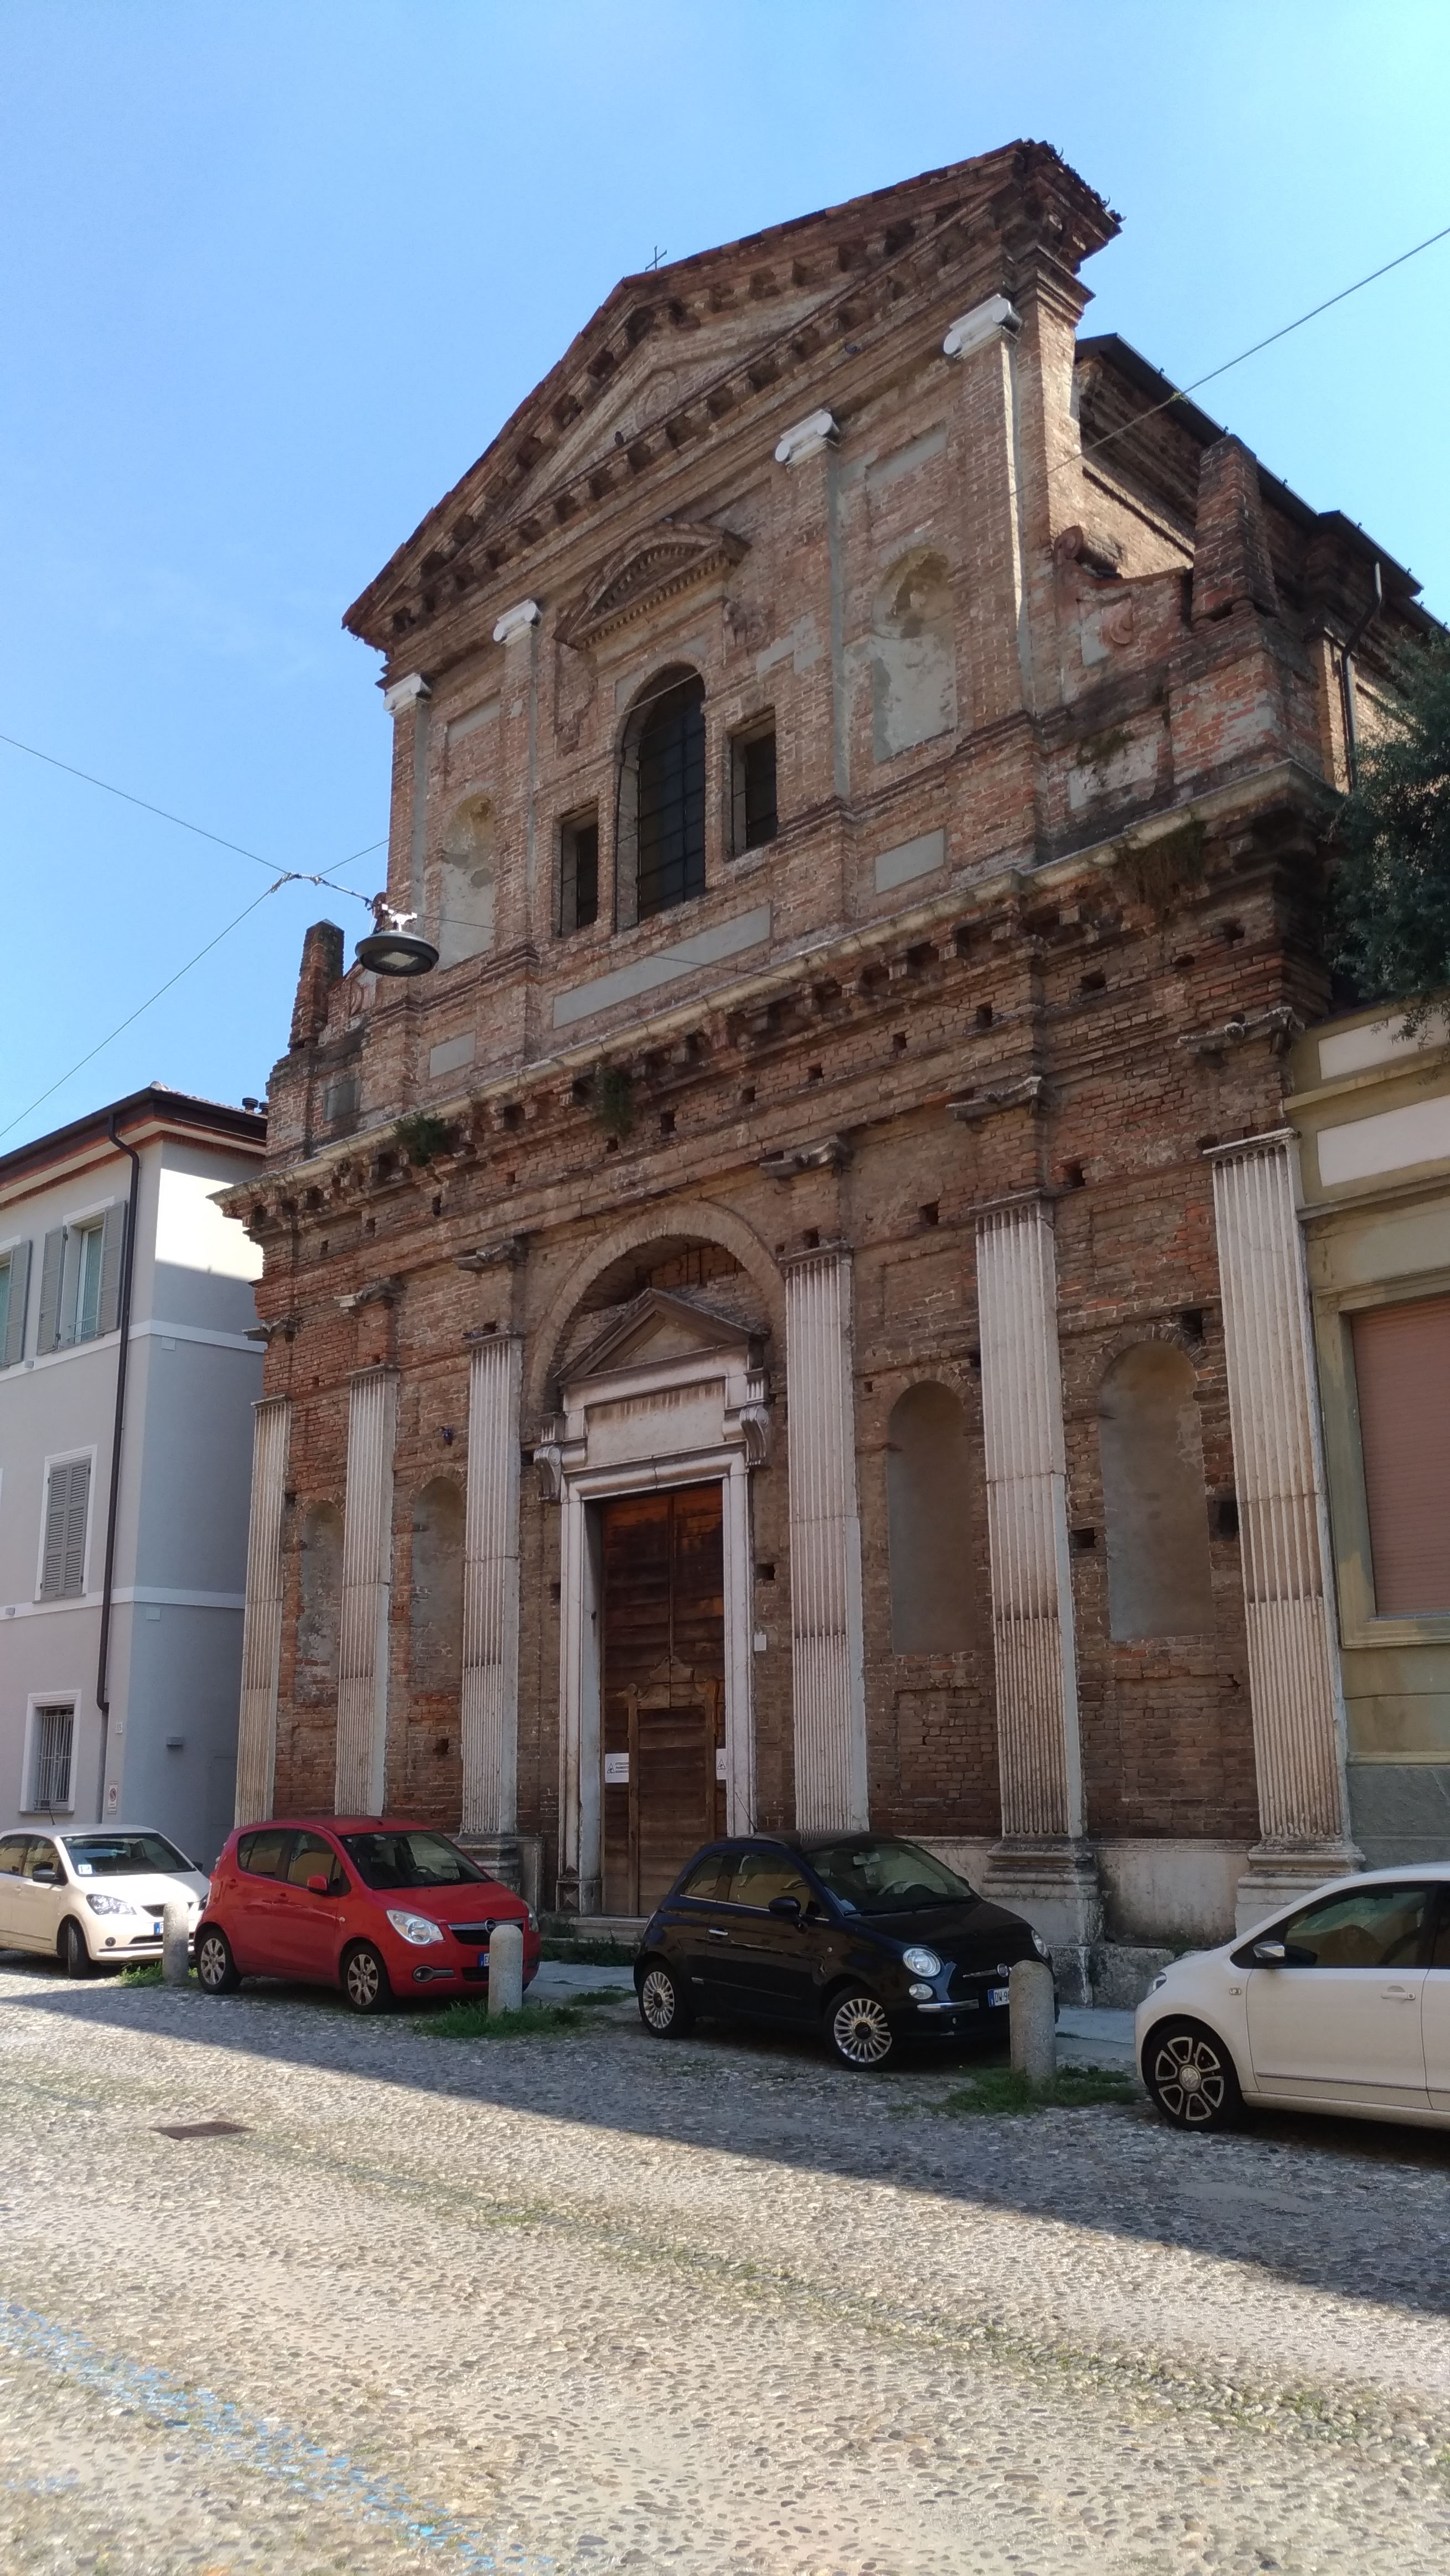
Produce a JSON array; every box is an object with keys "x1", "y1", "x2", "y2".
[
  {"x1": 1234, "y1": 1841, "x2": 1362, "y2": 1935},
  {"x1": 982, "y1": 1839, "x2": 1102, "y2": 2004},
  {"x1": 551, "y1": 1867, "x2": 603, "y2": 1918},
  {"x1": 458, "y1": 1833, "x2": 545, "y2": 1913}
]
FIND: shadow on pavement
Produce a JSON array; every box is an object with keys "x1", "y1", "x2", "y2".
[{"x1": 4, "y1": 1946, "x2": 1448, "y2": 2325}]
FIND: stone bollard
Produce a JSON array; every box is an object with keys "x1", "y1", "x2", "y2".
[
  {"x1": 487, "y1": 1919, "x2": 524, "y2": 2018},
  {"x1": 1009, "y1": 1959, "x2": 1055, "y2": 2087},
  {"x1": 162, "y1": 1897, "x2": 191, "y2": 1988}
]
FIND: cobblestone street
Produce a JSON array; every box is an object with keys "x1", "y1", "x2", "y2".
[{"x1": 1, "y1": 1959, "x2": 1448, "y2": 2575}]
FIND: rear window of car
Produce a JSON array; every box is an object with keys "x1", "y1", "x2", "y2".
[
  {"x1": 63, "y1": 1833, "x2": 193, "y2": 1877},
  {"x1": 236, "y1": 1829, "x2": 294, "y2": 1881},
  {"x1": 339, "y1": 1830, "x2": 482, "y2": 1891}
]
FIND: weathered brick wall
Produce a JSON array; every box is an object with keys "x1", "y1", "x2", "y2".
[{"x1": 231, "y1": 143, "x2": 1418, "y2": 1889}]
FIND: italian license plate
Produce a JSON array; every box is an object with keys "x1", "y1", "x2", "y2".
[{"x1": 987, "y1": 1985, "x2": 1010, "y2": 2008}]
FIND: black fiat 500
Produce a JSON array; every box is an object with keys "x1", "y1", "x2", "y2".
[{"x1": 634, "y1": 1833, "x2": 1052, "y2": 2069}]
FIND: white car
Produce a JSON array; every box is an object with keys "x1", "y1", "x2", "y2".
[
  {"x1": 1136, "y1": 1862, "x2": 1450, "y2": 2134},
  {"x1": 0, "y1": 1826, "x2": 209, "y2": 1976}
]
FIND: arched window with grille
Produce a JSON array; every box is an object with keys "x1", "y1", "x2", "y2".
[
  {"x1": 617, "y1": 666, "x2": 706, "y2": 927},
  {"x1": 1097, "y1": 1344, "x2": 1215, "y2": 1639}
]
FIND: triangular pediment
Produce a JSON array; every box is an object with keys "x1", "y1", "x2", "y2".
[
  {"x1": 565, "y1": 1287, "x2": 761, "y2": 1386},
  {"x1": 344, "y1": 144, "x2": 1118, "y2": 651},
  {"x1": 562, "y1": 522, "x2": 748, "y2": 648}
]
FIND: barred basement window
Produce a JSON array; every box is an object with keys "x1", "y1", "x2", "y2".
[
  {"x1": 558, "y1": 809, "x2": 600, "y2": 934},
  {"x1": 730, "y1": 720, "x2": 778, "y2": 854},
  {"x1": 32, "y1": 1703, "x2": 74, "y2": 1810}
]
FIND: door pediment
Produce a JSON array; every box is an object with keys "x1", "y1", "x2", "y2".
[{"x1": 565, "y1": 1287, "x2": 761, "y2": 1386}]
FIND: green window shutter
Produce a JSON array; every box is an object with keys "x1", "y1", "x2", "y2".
[
  {"x1": 97, "y1": 1202, "x2": 126, "y2": 1337},
  {"x1": 41, "y1": 1460, "x2": 91, "y2": 1601},
  {"x1": 36, "y1": 1229, "x2": 65, "y2": 1353},
  {"x1": 2, "y1": 1241, "x2": 30, "y2": 1365}
]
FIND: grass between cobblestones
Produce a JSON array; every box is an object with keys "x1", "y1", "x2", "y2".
[
  {"x1": 424, "y1": 1988, "x2": 629, "y2": 2040},
  {"x1": 936, "y1": 2063, "x2": 1138, "y2": 2115},
  {"x1": 115, "y1": 1961, "x2": 190, "y2": 1990}
]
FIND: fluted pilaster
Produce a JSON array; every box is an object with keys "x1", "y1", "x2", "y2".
[
  {"x1": 1210, "y1": 1136, "x2": 1355, "y2": 1904},
  {"x1": 460, "y1": 1334, "x2": 522, "y2": 1836},
  {"x1": 335, "y1": 1368, "x2": 398, "y2": 1816},
  {"x1": 234, "y1": 1396, "x2": 289, "y2": 1825},
  {"x1": 785, "y1": 1250, "x2": 867, "y2": 1832},
  {"x1": 976, "y1": 1203, "x2": 1084, "y2": 1842}
]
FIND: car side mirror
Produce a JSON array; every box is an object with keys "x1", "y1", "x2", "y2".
[
  {"x1": 1251, "y1": 1939, "x2": 1287, "y2": 1965},
  {"x1": 307, "y1": 1874, "x2": 330, "y2": 1895},
  {"x1": 768, "y1": 1894, "x2": 803, "y2": 1921},
  {"x1": 32, "y1": 1865, "x2": 58, "y2": 1885}
]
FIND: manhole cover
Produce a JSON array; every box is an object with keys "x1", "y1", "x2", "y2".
[{"x1": 153, "y1": 2120, "x2": 250, "y2": 2141}]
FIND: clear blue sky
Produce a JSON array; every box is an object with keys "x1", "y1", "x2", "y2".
[{"x1": 2, "y1": 1, "x2": 1447, "y2": 1152}]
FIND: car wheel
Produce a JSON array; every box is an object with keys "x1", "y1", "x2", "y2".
[
  {"x1": 1143, "y1": 2018, "x2": 1242, "y2": 2132},
  {"x1": 341, "y1": 1943, "x2": 392, "y2": 2015},
  {"x1": 638, "y1": 1960, "x2": 693, "y2": 2038},
  {"x1": 196, "y1": 1926, "x2": 240, "y2": 1996},
  {"x1": 58, "y1": 1917, "x2": 93, "y2": 1980},
  {"x1": 826, "y1": 1986, "x2": 896, "y2": 2071}
]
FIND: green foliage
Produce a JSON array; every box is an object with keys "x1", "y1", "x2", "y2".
[
  {"x1": 1332, "y1": 636, "x2": 1450, "y2": 1025},
  {"x1": 936, "y1": 2063, "x2": 1137, "y2": 2115},
  {"x1": 592, "y1": 1064, "x2": 635, "y2": 1140},
  {"x1": 395, "y1": 1111, "x2": 455, "y2": 1168},
  {"x1": 539, "y1": 1935, "x2": 639, "y2": 1964},
  {"x1": 423, "y1": 1999, "x2": 587, "y2": 2040},
  {"x1": 116, "y1": 1961, "x2": 196, "y2": 1989}
]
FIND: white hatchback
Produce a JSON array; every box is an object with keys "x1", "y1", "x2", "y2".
[
  {"x1": 1136, "y1": 1863, "x2": 1450, "y2": 2134},
  {"x1": 0, "y1": 1827, "x2": 210, "y2": 1977}
]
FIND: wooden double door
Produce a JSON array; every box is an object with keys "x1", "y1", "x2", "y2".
[{"x1": 600, "y1": 1484, "x2": 726, "y2": 1918}]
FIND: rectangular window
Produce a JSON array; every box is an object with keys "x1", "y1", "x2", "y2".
[
  {"x1": 1351, "y1": 1294, "x2": 1450, "y2": 1614},
  {"x1": 39, "y1": 1457, "x2": 91, "y2": 1601},
  {"x1": 37, "y1": 1207, "x2": 123, "y2": 1352},
  {"x1": 558, "y1": 811, "x2": 600, "y2": 935},
  {"x1": 1, "y1": 1239, "x2": 30, "y2": 1366},
  {"x1": 32, "y1": 1704, "x2": 75, "y2": 1811},
  {"x1": 73, "y1": 1222, "x2": 105, "y2": 1343},
  {"x1": 731, "y1": 721, "x2": 778, "y2": 856}
]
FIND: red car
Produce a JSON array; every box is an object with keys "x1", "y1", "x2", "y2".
[{"x1": 195, "y1": 1817, "x2": 540, "y2": 2014}]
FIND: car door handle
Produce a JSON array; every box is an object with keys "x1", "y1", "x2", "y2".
[
  {"x1": 1381, "y1": 1985, "x2": 1416, "y2": 2001},
  {"x1": 706, "y1": 1928, "x2": 731, "y2": 1941}
]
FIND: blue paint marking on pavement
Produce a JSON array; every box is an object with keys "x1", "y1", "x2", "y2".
[{"x1": 0, "y1": 2300, "x2": 558, "y2": 2572}]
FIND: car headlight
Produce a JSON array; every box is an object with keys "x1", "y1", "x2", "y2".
[
  {"x1": 386, "y1": 1909, "x2": 444, "y2": 1946},
  {"x1": 1031, "y1": 1931, "x2": 1051, "y2": 1961},
  {"x1": 901, "y1": 1946, "x2": 943, "y2": 1977},
  {"x1": 85, "y1": 1893, "x2": 139, "y2": 1918}
]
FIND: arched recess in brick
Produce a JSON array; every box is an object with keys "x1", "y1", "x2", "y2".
[
  {"x1": 886, "y1": 1381, "x2": 974, "y2": 1653},
  {"x1": 410, "y1": 1476, "x2": 465, "y2": 1693},
  {"x1": 869, "y1": 550, "x2": 956, "y2": 760},
  {"x1": 295, "y1": 1502, "x2": 343, "y2": 1705},
  {"x1": 1097, "y1": 1344, "x2": 1215, "y2": 1639},
  {"x1": 435, "y1": 794, "x2": 496, "y2": 968},
  {"x1": 526, "y1": 1200, "x2": 783, "y2": 1424}
]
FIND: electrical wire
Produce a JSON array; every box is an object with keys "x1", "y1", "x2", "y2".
[
  {"x1": 0, "y1": 880, "x2": 287, "y2": 1144},
  {"x1": 1068, "y1": 216, "x2": 1450, "y2": 485},
  {"x1": 0, "y1": 726, "x2": 384, "y2": 901}
]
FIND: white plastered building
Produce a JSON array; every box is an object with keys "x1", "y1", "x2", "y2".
[{"x1": 0, "y1": 1088, "x2": 266, "y2": 1863}]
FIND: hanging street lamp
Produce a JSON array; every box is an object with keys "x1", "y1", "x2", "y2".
[{"x1": 355, "y1": 893, "x2": 439, "y2": 977}]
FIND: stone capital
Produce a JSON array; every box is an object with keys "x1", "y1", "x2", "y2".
[
  {"x1": 492, "y1": 598, "x2": 542, "y2": 646},
  {"x1": 774, "y1": 408, "x2": 838, "y2": 468},
  {"x1": 382, "y1": 671, "x2": 430, "y2": 716},
  {"x1": 942, "y1": 294, "x2": 1021, "y2": 361}
]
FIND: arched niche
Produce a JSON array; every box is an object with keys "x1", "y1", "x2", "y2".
[
  {"x1": 1098, "y1": 1344, "x2": 1215, "y2": 1640},
  {"x1": 886, "y1": 1382, "x2": 973, "y2": 1653},
  {"x1": 615, "y1": 664, "x2": 706, "y2": 928},
  {"x1": 410, "y1": 1476, "x2": 465, "y2": 1692},
  {"x1": 870, "y1": 551, "x2": 957, "y2": 760},
  {"x1": 296, "y1": 1502, "x2": 343, "y2": 1706},
  {"x1": 527, "y1": 1201, "x2": 783, "y2": 1424},
  {"x1": 436, "y1": 795, "x2": 496, "y2": 968}
]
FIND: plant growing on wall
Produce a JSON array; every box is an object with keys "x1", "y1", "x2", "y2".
[
  {"x1": 1333, "y1": 635, "x2": 1450, "y2": 1026},
  {"x1": 592, "y1": 1064, "x2": 634, "y2": 1141},
  {"x1": 395, "y1": 1112, "x2": 455, "y2": 1168}
]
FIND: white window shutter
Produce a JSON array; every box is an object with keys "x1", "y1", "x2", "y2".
[
  {"x1": 1, "y1": 1240, "x2": 29, "y2": 1365},
  {"x1": 62, "y1": 1460, "x2": 91, "y2": 1596},
  {"x1": 41, "y1": 1465, "x2": 71, "y2": 1597},
  {"x1": 37, "y1": 1229, "x2": 65, "y2": 1353},
  {"x1": 97, "y1": 1203, "x2": 126, "y2": 1337}
]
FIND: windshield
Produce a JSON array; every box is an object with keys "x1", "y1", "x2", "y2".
[
  {"x1": 806, "y1": 1838, "x2": 975, "y2": 1916},
  {"x1": 63, "y1": 1833, "x2": 195, "y2": 1878},
  {"x1": 339, "y1": 1830, "x2": 482, "y2": 1892}
]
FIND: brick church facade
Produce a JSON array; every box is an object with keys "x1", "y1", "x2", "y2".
[{"x1": 224, "y1": 142, "x2": 1425, "y2": 1992}]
